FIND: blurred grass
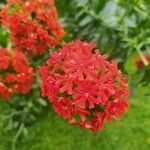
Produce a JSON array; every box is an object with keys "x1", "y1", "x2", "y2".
[{"x1": 1, "y1": 92, "x2": 150, "y2": 150}]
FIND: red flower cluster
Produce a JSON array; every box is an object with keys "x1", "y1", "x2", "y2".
[
  {"x1": 0, "y1": 48, "x2": 34, "y2": 100},
  {"x1": 0, "y1": 0, "x2": 64, "y2": 55},
  {"x1": 39, "y1": 40, "x2": 129, "y2": 132},
  {"x1": 135, "y1": 51, "x2": 150, "y2": 69}
]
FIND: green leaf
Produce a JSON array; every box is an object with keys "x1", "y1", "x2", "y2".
[
  {"x1": 38, "y1": 98, "x2": 47, "y2": 107},
  {"x1": 124, "y1": 52, "x2": 138, "y2": 75}
]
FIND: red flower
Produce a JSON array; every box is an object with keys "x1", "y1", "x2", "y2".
[
  {"x1": 39, "y1": 40, "x2": 129, "y2": 132},
  {"x1": 0, "y1": 0, "x2": 64, "y2": 55},
  {"x1": 105, "y1": 100, "x2": 128, "y2": 121},
  {"x1": 53, "y1": 98, "x2": 75, "y2": 120},
  {"x1": 55, "y1": 73, "x2": 75, "y2": 95},
  {"x1": 73, "y1": 81, "x2": 101, "y2": 109},
  {"x1": 0, "y1": 49, "x2": 11, "y2": 69},
  {"x1": 63, "y1": 41, "x2": 98, "y2": 80},
  {"x1": 0, "y1": 48, "x2": 34, "y2": 100}
]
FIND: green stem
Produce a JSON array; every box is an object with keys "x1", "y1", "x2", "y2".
[
  {"x1": 119, "y1": 0, "x2": 140, "y2": 23},
  {"x1": 7, "y1": 39, "x2": 12, "y2": 54},
  {"x1": 12, "y1": 124, "x2": 24, "y2": 150},
  {"x1": 136, "y1": 48, "x2": 149, "y2": 66}
]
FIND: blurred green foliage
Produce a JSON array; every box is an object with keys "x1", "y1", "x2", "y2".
[
  {"x1": 56, "y1": 0, "x2": 150, "y2": 60},
  {"x1": 0, "y1": 28, "x2": 9, "y2": 47}
]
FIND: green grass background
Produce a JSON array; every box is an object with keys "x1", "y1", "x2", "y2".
[{"x1": 0, "y1": 87, "x2": 150, "y2": 150}]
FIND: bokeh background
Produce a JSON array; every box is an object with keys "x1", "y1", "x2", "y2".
[{"x1": 0, "y1": 0, "x2": 150, "y2": 150}]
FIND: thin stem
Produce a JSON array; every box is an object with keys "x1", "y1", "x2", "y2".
[
  {"x1": 119, "y1": 0, "x2": 140, "y2": 23},
  {"x1": 136, "y1": 48, "x2": 149, "y2": 66},
  {"x1": 12, "y1": 124, "x2": 24, "y2": 150}
]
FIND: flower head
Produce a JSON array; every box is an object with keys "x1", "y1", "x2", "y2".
[
  {"x1": 0, "y1": 0, "x2": 64, "y2": 55},
  {"x1": 0, "y1": 48, "x2": 34, "y2": 100},
  {"x1": 39, "y1": 40, "x2": 129, "y2": 132}
]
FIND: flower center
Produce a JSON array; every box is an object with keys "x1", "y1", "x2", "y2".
[{"x1": 85, "y1": 93, "x2": 89, "y2": 97}]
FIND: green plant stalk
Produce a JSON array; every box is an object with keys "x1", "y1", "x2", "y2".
[
  {"x1": 136, "y1": 48, "x2": 149, "y2": 66},
  {"x1": 12, "y1": 124, "x2": 24, "y2": 150},
  {"x1": 119, "y1": 0, "x2": 140, "y2": 23},
  {"x1": 7, "y1": 38, "x2": 12, "y2": 53}
]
